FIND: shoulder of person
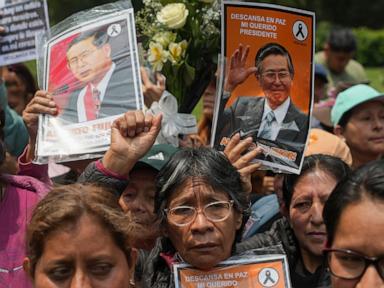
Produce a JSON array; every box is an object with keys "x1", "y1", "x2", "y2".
[
  {"x1": 314, "y1": 51, "x2": 326, "y2": 64},
  {"x1": 141, "y1": 238, "x2": 174, "y2": 288},
  {"x1": 77, "y1": 160, "x2": 128, "y2": 197},
  {"x1": 345, "y1": 58, "x2": 368, "y2": 78},
  {"x1": 232, "y1": 243, "x2": 286, "y2": 259}
]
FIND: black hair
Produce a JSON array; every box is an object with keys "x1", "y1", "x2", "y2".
[
  {"x1": 254, "y1": 42, "x2": 294, "y2": 77},
  {"x1": 155, "y1": 147, "x2": 248, "y2": 244},
  {"x1": 282, "y1": 154, "x2": 351, "y2": 210},
  {"x1": 7, "y1": 63, "x2": 37, "y2": 98},
  {"x1": 67, "y1": 27, "x2": 109, "y2": 52},
  {"x1": 338, "y1": 108, "x2": 354, "y2": 128},
  {"x1": 327, "y1": 27, "x2": 357, "y2": 53},
  {"x1": 324, "y1": 159, "x2": 384, "y2": 245}
]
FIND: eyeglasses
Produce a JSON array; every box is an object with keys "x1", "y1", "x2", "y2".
[
  {"x1": 68, "y1": 49, "x2": 98, "y2": 68},
  {"x1": 164, "y1": 200, "x2": 235, "y2": 227},
  {"x1": 324, "y1": 248, "x2": 384, "y2": 280},
  {"x1": 261, "y1": 70, "x2": 291, "y2": 82}
]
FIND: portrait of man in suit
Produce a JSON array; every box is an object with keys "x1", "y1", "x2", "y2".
[
  {"x1": 216, "y1": 42, "x2": 309, "y2": 167},
  {"x1": 59, "y1": 24, "x2": 139, "y2": 123}
]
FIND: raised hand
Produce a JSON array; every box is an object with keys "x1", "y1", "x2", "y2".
[
  {"x1": 103, "y1": 110, "x2": 162, "y2": 178},
  {"x1": 224, "y1": 44, "x2": 258, "y2": 93},
  {"x1": 141, "y1": 67, "x2": 166, "y2": 108},
  {"x1": 22, "y1": 90, "x2": 58, "y2": 161},
  {"x1": 224, "y1": 133, "x2": 262, "y2": 194}
]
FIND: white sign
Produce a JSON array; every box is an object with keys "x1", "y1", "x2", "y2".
[{"x1": 0, "y1": 0, "x2": 50, "y2": 65}]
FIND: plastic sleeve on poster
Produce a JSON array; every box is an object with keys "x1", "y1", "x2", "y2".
[{"x1": 34, "y1": 0, "x2": 145, "y2": 164}]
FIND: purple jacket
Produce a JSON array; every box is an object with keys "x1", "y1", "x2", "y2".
[{"x1": 0, "y1": 149, "x2": 51, "y2": 288}]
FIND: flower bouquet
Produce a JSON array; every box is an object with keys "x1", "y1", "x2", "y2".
[{"x1": 136, "y1": 0, "x2": 220, "y2": 113}]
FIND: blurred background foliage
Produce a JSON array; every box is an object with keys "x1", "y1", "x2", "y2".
[
  {"x1": 35, "y1": 0, "x2": 384, "y2": 93},
  {"x1": 46, "y1": 0, "x2": 384, "y2": 68},
  {"x1": 47, "y1": 0, "x2": 384, "y2": 29}
]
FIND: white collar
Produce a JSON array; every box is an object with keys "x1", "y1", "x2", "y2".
[{"x1": 263, "y1": 97, "x2": 291, "y2": 124}]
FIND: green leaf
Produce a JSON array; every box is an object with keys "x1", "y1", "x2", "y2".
[{"x1": 183, "y1": 62, "x2": 196, "y2": 86}]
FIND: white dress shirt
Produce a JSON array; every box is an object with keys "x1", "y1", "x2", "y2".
[{"x1": 257, "y1": 97, "x2": 291, "y2": 141}]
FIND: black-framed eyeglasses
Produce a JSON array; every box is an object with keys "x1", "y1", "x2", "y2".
[
  {"x1": 324, "y1": 248, "x2": 384, "y2": 280},
  {"x1": 164, "y1": 200, "x2": 235, "y2": 227}
]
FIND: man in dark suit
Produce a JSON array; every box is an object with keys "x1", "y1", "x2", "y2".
[
  {"x1": 216, "y1": 43, "x2": 309, "y2": 167},
  {"x1": 60, "y1": 26, "x2": 139, "y2": 123}
]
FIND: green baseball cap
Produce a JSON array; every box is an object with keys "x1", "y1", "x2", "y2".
[
  {"x1": 331, "y1": 84, "x2": 384, "y2": 126},
  {"x1": 135, "y1": 144, "x2": 178, "y2": 172}
]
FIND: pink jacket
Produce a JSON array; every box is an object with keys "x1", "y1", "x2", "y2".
[{"x1": 0, "y1": 149, "x2": 51, "y2": 288}]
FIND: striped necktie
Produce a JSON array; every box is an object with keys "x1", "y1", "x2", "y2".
[
  {"x1": 84, "y1": 86, "x2": 101, "y2": 120},
  {"x1": 259, "y1": 110, "x2": 275, "y2": 140}
]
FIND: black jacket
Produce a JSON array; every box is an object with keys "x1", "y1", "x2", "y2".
[
  {"x1": 237, "y1": 217, "x2": 330, "y2": 288},
  {"x1": 138, "y1": 238, "x2": 287, "y2": 288}
]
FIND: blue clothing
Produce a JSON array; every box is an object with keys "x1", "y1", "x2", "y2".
[
  {"x1": 0, "y1": 83, "x2": 28, "y2": 157},
  {"x1": 242, "y1": 194, "x2": 280, "y2": 240}
]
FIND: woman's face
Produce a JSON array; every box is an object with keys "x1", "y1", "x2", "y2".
[
  {"x1": 31, "y1": 214, "x2": 134, "y2": 288},
  {"x1": 341, "y1": 100, "x2": 384, "y2": 158},
  {"x1": 165, "y1": 178, "x2": 242, "y2": 270},
  {"x1": 3, "y1": 68, "x2": 28, "y2": 115},
  {"x1": 330, "y1": 199, "x2": 384, "y2": 288},
  {"x1": 289, "y1": 170, "x2": 337, "y2": 260}
]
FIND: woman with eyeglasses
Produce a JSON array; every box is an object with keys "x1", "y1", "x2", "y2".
[
  {"x1": 138, "y1": 147, "x2": 250, "y2": 287},
  {"x1": 323, "y1": 159, "x2": 384, "y2": 288}
]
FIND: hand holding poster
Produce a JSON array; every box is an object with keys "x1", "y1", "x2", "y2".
[
  {"x1": 174, "y1": 254, "x2": 291, "y2": 288},
  {"x1": 212, "y1": 1, "x2": 314, "y2": 174},
  {"x1": 0, "y1": 0, "x2": 49, "y2": 65},
  {"x1": 35, "y1": 2, "x2": 143, "y2": 163}
]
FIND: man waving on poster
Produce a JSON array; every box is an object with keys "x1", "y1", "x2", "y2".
[{"x1": 216, "y1": 43, "x2": 309, "y2": 167}]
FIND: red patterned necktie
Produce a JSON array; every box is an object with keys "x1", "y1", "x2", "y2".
[{"x1": 84, "y1": 85, "x2": 101, "y2": 120}]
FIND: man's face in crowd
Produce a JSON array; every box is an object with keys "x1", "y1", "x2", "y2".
[
  {"x1": 257, "y1": 54, "x2": 293, "y2": 110},
  {"x1": 118, "y1": 166, "x2": 160, "y2": 250},
  {"x1": 324, "y1": 46, "x2": 353, "y2": 74},
  {"x1": 67, "y1": 35, "x2": 112, "y2": 85}
]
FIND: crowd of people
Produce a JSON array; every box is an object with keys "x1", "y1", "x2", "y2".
[{"x1": 0, "y1": 19, "x2": 383, "y2": 288}]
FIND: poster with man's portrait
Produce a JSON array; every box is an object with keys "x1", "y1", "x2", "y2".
[
  {"x1": 212, "y1": 1, "x2": 314, "y2": 174},
  {"x1": 36, "y1": 8, "x2": 143, "y2": 163}
]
